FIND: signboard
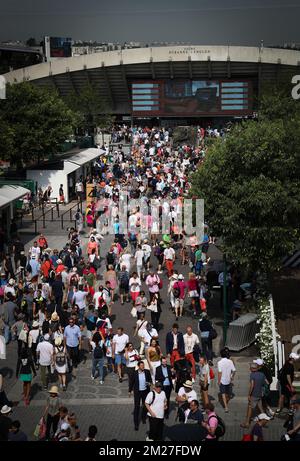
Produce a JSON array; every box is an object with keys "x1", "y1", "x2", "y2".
[{"x1": 44, "y1": 36, "x2": 72, "y2": 60}]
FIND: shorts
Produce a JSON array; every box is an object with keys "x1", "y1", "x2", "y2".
[
  {"x1": 131, "y1": 292, "x2": 139, "y2": 302},
  {"x1": 115, "y1": 353, "x2": 126, "y2": 366},
  {"x1": 280, "y1": 383, "x2": 293, "y2": 398},
  {"x1": 249, "y1": 396, "x2": 261, "y2": 409},
  {"x1": 219, "y1": 383, "x2": 232, "y2": 395},
  {"x1": 200, "y1": 382, "x2": 209, "y2": 392},
  {"x1": 119, "y1": 286, "x2": 129, "y2": 295},
  {"x1": 175, "y1": 298, "x2": 184, "y2": 309}
]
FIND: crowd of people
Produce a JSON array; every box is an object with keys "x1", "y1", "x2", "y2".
[{"x1": 0, "y1": 125, "x2": 299, "y2": 442}]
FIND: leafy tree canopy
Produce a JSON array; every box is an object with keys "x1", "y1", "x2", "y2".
[
  {"x1": 191, "y1": 83, "x2": 300, "y2": 274},
  {"x1": 0, "y1": 82, "x2": 78, "y2": 166}
]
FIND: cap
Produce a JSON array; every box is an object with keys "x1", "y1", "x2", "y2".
[
  {"x1": 57, "y1": 259, "x2": 62, "y2": 264},
  {"x1": 1, "y1": 405, "x2": 12, "y2": 414},
  {"x1": 32, "y1": 321, "x2": 40, "y2": 328},
  {"x1": 253, "y1": 358, "x2": 264, "y2": 366},
  {"x1": 289, "y1": 352, "x2": 300, "y2": 360},
  {"x1": 9, "y1": 278, "x2": 15, "y2": 285},
  {"x1": 61, "y1": 422, "x2": 70, "y2": 431},
  {"x1": 44, "y1": 334, "x2": 50, "y2": 341},
  {"x1": 257, "y1": 413, "x2": 271, "y2": 421},
  {"x1": 178, "y1": 274, "x2": 184, "y2": 280},
  {"x1": 154, "y1": 381, "x2": 163, "y2": 388}
]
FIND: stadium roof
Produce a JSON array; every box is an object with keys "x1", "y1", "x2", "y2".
[{"x1": 4, "y1": 45, "x2": 300, "y2": 114}]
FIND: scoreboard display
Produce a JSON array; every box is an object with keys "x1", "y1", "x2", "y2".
[{"x1": 132, "y1": 79, "x2": 253, "y2": 116}]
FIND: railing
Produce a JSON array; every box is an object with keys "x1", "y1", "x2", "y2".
[{"x1": 60, "y1": 199, "x2": 83, "y2": 230}]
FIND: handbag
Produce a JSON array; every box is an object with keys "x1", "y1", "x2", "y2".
[
  {"x1": 209, "y1": 367, "x2": 215, "y2": 380},
  {"x1": 131, "y1": 307, "x2": 137, "y2": 317},
  {"x1": 93, "y1": 257, "x2": 101, "y2": 269},
  {"x1": 147, "y1": 302, "x2": 158, "y2": 312},
  {"x1": 34, "y1": 417, "x2": 46, "y2": 439},
  {"x1": 209, "y1": 328, "x2": 218, "y2": 340}
]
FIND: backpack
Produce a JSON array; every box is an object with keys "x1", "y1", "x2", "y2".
[
  {"x1": 120, "y1": 272, "x2": 129, "y2": 288},
  {"x1": 97, "y1": 319, "x2": 108, "y2": 337},
  {"x1": 75, "y1": 212, "x2": 80, "y2": 221},
  {"x1": 173, "y1": 284, "x2": 180, "y2": 298},
  {"x1": 55, "y1": 349, "x2": 66, "y2": 367},
  {"x1": 208, "y1": 415, "x2": 226, "y2": 439},
  {"x1": 106, "y1": 253, "x2": 115, "y2": 265},
  {"x1": 93, "y1": 344, "x2": 104, "y2": 359}
]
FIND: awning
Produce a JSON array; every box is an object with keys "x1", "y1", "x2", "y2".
[
  {"x1": 0, "y1": 185, "x2": 30, "y2": 209},
  {"x1": 64, "y1": 148, "x2": 106, "y2": 174}
]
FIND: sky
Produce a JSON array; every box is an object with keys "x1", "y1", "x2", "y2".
[{"x1": 0, "y1": 0, "x2": 300, "y2": 45}]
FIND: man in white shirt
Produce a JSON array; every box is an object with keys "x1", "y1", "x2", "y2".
[
  {"x1": 183, "y1": 326, "x2": 200, "y2": 380},
  {"x1": 72, "y1": 285, "x2": 88, "y2": 322},
  {"x1": 176, "y1": 380, "x2": 198, "y2": 422},
  {"x1": 145, "y1": 381, "x2": 167, "y2": 441},
  {"x1": 29, "y1": 241, "x2": 41, "y2": 261},
  {"x1": 36, "y1": 334, "x2": 53, "y2": 390},
  {"x1": 163, "y1": 245, "x2": 175, "y2": 277},
  {"x1": 112, "y1": 327, "x2": 129, "y2": 383},
  {"x1": 218, "y1": 348, "x2": 236, "y2": 412},
  {"x1": 141, "y1": 240, "x2": 151, "y2": 271},
  {"x1": 140, "y1": 324, "x2": 158, "y2": 354},
  {"x1": 134, "y1": 245, "x2": 144, "y2": 279}
]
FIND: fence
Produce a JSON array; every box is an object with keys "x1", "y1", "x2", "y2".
[
  {"x1": 225, "y1": 313, "x2": 259, "y2": 351},
  {"x1": 60, "y1": 199, "x2": 83, "y2": 230}
]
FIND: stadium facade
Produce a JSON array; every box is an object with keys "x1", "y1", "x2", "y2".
[{"x1": 4, "y1": 45, "x2": 300, "y2": 125}]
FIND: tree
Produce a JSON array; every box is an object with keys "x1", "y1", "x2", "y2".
[
  {"x1": 191, "y1": 86, "x2": 300, "y2": 278},
  {"x1": 0, "y1": 82, "x2": 78, "y2": 166},
  {"x1": 26, "y1": 38, "x2": 37, "y2": 47},
  {"x1": 64, "y1": 83, "x2": 115, "y2": 139},
  {"x1": 0, "y1": 116, "x2": 16, "y2": 163}
]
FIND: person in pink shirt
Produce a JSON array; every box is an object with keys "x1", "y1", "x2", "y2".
[
  {"x1": 173, "y1": 274, "x2": 187, "y2": 319},
  {"x1": 202, "y1": 403, "x2": 218, "y2": 440}
]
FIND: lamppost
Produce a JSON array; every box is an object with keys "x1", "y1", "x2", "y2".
[{"x1": 223, "y1": 254, "x2": 228, "y2": 345}]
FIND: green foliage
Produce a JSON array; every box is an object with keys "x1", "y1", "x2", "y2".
[
  {"x1": 0, "y1": 82, "x2": 78, "y2": 166},
  {"x1": 191, "y1": 89, "x2": 300, "y2": 274},
  {"x1": 64, "y1": 83, "x2": 115, "y2": 134}
]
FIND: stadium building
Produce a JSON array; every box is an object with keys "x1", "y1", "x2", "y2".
[{"x1": 3, "y1": 45, "x2": 300, "y2": 126}]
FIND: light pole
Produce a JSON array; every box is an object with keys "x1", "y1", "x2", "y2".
[{"x1": 223, "y1": 254, "x2": 228, "y2": 345}]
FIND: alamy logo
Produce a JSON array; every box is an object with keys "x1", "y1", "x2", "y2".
[
  {"x1": 0, "y1": 76, "x2": 6, "y2": 99},
  {"x1": 291, "y1": 75, "x2": 300, "y2": 100}
]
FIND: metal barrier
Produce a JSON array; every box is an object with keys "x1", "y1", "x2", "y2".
[
  {"x1": 60, "y1": 199, "x2": 82, "y2": 229},
  {"x1": 225, "y1": 313, "x2": 259, "y2": 351}
]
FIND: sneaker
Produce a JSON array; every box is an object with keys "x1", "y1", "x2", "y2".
[
  {"x1": 275, "y1": 408, "x2": 281, "y2": 414},
  {"x1": 146, "y1": 437, "x2": 153, "y2": 441},
  {"x1": 91, "y1": 375, "x2": 95, "y2": 380},
  {"x1": 100, "y1": 381, "x2": 104, "y2": 384},
  {"x1": 157, "y1": 271, "x2": 163, "y2": 274}
]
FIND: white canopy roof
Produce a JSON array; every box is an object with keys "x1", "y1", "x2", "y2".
[
  {"x1": 0, "y1": 185, "x2": 30, "y2": 209},
  {"x1": 63, "y1": 148, "x2": 105, "y2": 174}
]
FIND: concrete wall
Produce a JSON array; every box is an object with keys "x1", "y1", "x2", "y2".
[
  {"x1": 4, "y1": 45, "x2": 300, "y2": 84},
  {"x1": 27, "y1": 169, "x2": 68, "y2": 203}
]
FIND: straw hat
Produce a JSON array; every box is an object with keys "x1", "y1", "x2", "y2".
[
  {"x1": 32, "y1": 321, "x2": 40, "y2": 328},
  {"x1": 1, "y1": 405, "x2": 12, "y2": 414},
  {"x1": 51, "y1": 312, "x2": 59, "y2": 321},
  {"x1": 49, "y1": 386, "x2": 59, "y2": 395},
  {"x1": 183, "y1": 380, "x2": 193, "y2": 389}
]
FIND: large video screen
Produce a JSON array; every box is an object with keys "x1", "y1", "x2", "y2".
[{"x1": 131, "y1": 79, "x2": 252, "y2": 116}]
